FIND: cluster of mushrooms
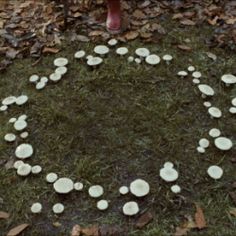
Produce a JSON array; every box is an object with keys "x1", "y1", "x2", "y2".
[{"x1": 1, "y1": 39, "x2": 235, "y2": 217}]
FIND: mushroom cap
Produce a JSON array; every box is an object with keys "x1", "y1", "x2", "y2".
[
  {"x1": 177, "y1": 71, "x2": 188, "y2": 77},
  {"x1": 4, "y1": 133, "x2": 16, "y2": 142},
  {"x1": 116, "y1": 47, "x2": 128, "y2": 56},
  {"x1": 0, "y1": 105, "x2": 7, "y2": 111},
  {"x1": 192, "y1": 71, "x2": 202, "y2": 78},
  {"x1": 145, "y1": 54, "x2": 161, "y2": 65},
  {"x1": 193, "y1": 79, "x2": 200, "y2": 84},
  {"x1": 53, "y1": 178, "x2": 74, "y2": 194},
  {"x1": 163, "y1": 162, "x2": 174, "y2": 169},
  {"x1": 214, "y1": 137, "x2": 233, "y2": 151},
  {"x1": 55, "y1": 66, "x2": 67, "y2": 75},
  {"x1": 221, "y1": 74, "x2": 236, "y2": 84},
  {"x1": 36, "y1": 81, "x2": 46, "y2": 90},
  {"x1": 207, "y1": 165, "x2": 223, "y2": 180},
  {"x1": 94, "y1": 45, "x2": 109, "y2": 55},
  {"x1": 119, "y1": 186, "x2": 129, "y2": 195},
  {"x1": 229, "y1": 107, "x2": 236, "y2": 114},
  {"x1": 232, "y1": 98, "x2": 236, "y2": 107},
  {"x1": 97, "y1": 200, "x2": 109, "y2": 211},
  {"x1": 15, "y1": 143, "x2": 33, "y2": 159},
  {"x1": 29, "y1": 74, "x2": 39, "y2": 83},
  {"x1": 135, "y1": 48, "x2": 150, "y2": 58},
  {"x1": 49, "y1": 72, "x2": 61, "y2": 82},
  {"x1": 188, "y1": 66, "x2": 195, "y2": 72},
  {"x1": 54, "y1": 57, "x2": 68, "y2": 67},
  {"x1": 14, "y1": 119, "x2": 27, "y2": 131},
  {"x1": 86, "y1": 55, "x2": 93, "y2": 61},
  {"x1": 160, "y1": 167, "x2": 179, "y2": 182},
  {"x1": 53, "y1": 203, "x2": 64, "y2": 214},
  {"x1": 20, "y1": 132, "x2": 29, "y2": 139},
  {"x1": 87, "y1": 57, "x2": 103, "y2": 66},
  {"x1": 31, "y1": 165, "x2": 42, "y2": 174},
  {"x1": 31, "y1": 202, "x2": 42, "y2": 213},
  {"x1": 197, "y1": 146, "x2": 205, "y2": 153},
  {"x1": 130, "y1": 179, "x2": 150, "y2": 197},
  {"x1": 199, "y1": 138, "x2": 210, "y2": 148},
  {"x1": 18, "y1": 114, "x2": 27, "y2": 120},
  {"x1": 171, "y1": 185, "x2": 181, "y2": 194},
  {"x1": 13, "y1": 160, "x2": 24, "y2": 169},
  {"x1": 74, "y1": 182, "x2": 83, "y2": 191},
  {"x1": 203, "y1": 101, "x2": 212, "y2": 108},
  {"x1": 162, "y1": 54, "x2": 173, "y2": 61},
  {"x1": 123, "y1": 201, "x2": 139, "y2": 216},
  {"x1": 17, "y1": 163, "x2": 31, "y2": 176},
  {"x1": 74, "y1": 50, "x2": 86, "y2": 59},
  {"x1": 40, "y1": 77, "x2": 48, "y2": 83},
  {"x1": 127, "y1": 56, "x2": 134, "y2": 63},
  {"x1": 209, "y1": 128, "x2": 221, "y2": 138},
  {"x1": 108, "y1": 38, "x2": 118, "y2": 46},
  {"x1": 15, "y1": 95, "x2": 28, "y2": 105},
  {"x1": 198, "y1": 84, "x2": 215, "y2": 96},
  {"x1": 88, "y1": 185, "x2": 104, "y2": 198},
  {"x1": 2, "y1": 96, "x2": 16, "y2": 106},
  {"x1": 135, "y1": 58, "x2": 141, "y2": 64},
  {"x1": 9, "y1": 117, "x2": 17, "y2": 123},
  {"x1": 208, "y1": 107, "x2": 222, "y2": 118},
  {"x1": 46, "y1": 173, "x2": 58, "y2": 183}
]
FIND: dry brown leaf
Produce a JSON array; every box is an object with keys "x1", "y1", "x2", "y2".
[
  {"x1": 177, "y1": 45, "x2": 192, "y2": 51},
  {"x1": 81, "y1": 225, "x2": 99, "y2": 236},
  {"x1": 124, "y1": 31, "x2": 139, "y2": 41},
  {"x1": 136, "y1": 211, "x2": 153, "y2": 229},
  {"x1": 229, "y1": 208, "x2": 236, "y2": 217},
  {"x1": 0, "y1": 211, "x2": 10, "y2": 219},
  {"x1": 174, "y1": 226, "x2": 189, "y2": 236},
  {"x1": 7, "y1": 223, "x2": 29, "y2": 236},
  {"x1": 71, "y1": 224, "x2": 81, "y2": 236},
  {"x1": 195, "y1": 204, "x2": 207, "y2": 229},
  {"x1": 133, "y1": 9, "x2": 145, "y2": 19},
  {"x1": 172, "y1": 13, "x2": 184, "y2": 20},
  {"x1": 180, "y1": 19, "x2": 196, "y2": 26},
  {"x1": 42, "y1": 47, "x2": 60, "y2": 54}
]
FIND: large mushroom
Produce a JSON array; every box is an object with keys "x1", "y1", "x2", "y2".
[
  {"x1": 53, "y1": 177, "x2": 74, "y2": 194},
  {"x1": 17, "y1": 163, "x2": 31, "y2": 176},
  {"x1": 207, "y1": 165, "x2": 223, "y2": 180},
  {"x1": 160, "y1": 166, "x2": 179, "y2": 182},
  {"x1": 15, "y1": 143, "x2": 33, "y2": 159},
  {"x1": 94, "y1": 45, "x2": 109, "y2": 57},
  {"x1": 214, "y1": 137, "x2": 233, "y2": 151},
  {"x1": 116, "y1": 47, "x2": 128, "y2": 56},
  {"x1": 221, "y1": 74, "x2": 236, "y2": 86},
  {"x1": 123, "y1": 201, "x2": 139, "y2": 216},
  {"x1": 208, "y1": 107, "x2": 222, "y2": 118},
  {"x1": 135, "y1": 48, "x2": 150, "y2": 59},
  {"x1": 145, "y1": 54, "x2": 161, "y2": 65},
  {"x1": 130, "y1": 179, "x2": 150, "y2": 197},
  {"x1": 88, "y1": 185, "x2": 104, "y2": 198},
  {"x1": 54, "y1": 58, "x2": 68, "y2": 67},
  {"x1": 198, "y1": 84, "x2": 215, "y2": 98}
]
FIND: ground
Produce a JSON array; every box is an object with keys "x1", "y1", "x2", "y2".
[{"x1": 0, "y1": 18, "x2": 236, "y2": 236}]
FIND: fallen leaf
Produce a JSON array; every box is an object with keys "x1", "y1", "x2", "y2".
[
  {"x1": 0, "y1": 211, "x2": 10, "y2": 219},
  {"x1": 229, "y1": 208, "x2": 236, "y2": 217},
  {"x1": 174, "y1": 226, "x2": 189, "y2": 236},
  {"x1": 180, "y1": 19, "x2": 196, "y2": 26},
  {"x1": 42, "y1": 47, "x2": 60, "y2": 54},
  {"x1": 194, "y1": 204, "x2": 207, "y2": 229},
  {"x1": 81, "y1": 225, "x2": 99, "y2": 236},
  {"x1": 7, "y1": 223, "x2": 29, "y2": 236},
  {"x1": 71, "y1": 224, "x2": 81, "y2": 236},
  {"x1": 124, "y1": 31, "x2": 139, "y2": 41},
  {"x1": 136, "y1": 211, "x2": 153, "y2": 229},
  {"x1": 177, "y1": 45, "x2": 192, "y2": 51},
  {"x1": 133, "y1": 9, "x2": 145, "y2": 19}
]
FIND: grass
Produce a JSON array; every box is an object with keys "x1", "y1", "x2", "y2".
[{"x1": 0, "y1": 18, "x2": 236, "y2": 236}]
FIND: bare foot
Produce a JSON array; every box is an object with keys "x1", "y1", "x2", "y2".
[{"x1": 106, "y1": 0, "x2": 121, "y2": 34}]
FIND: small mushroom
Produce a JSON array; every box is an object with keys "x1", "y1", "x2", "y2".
[
  {"x1": 192, "y1": 71, "x2": 202, "y2": 79},
  {"x1": 53, "y1": 178, "x2": 74, "y2": 194},
  {"x1": 187, "y1": 66, "x2": 195, "y2": 72},
  {"x1": 116, "y1": 47, "x2": 128, "y2": 56},
  {"x1": 160, "y1": 167, "x2": 179, "y2": 182},
  {"x1": 199, "y1": 138, "x2": 210, "y2": 148},
  {"x1": 13, "y1": 160, "x2": 24, "y2": 169},
  {"x1": 130, "y1": 179, "x2": 150, "y2": 197},
  {"x1": 229, "y1": 107, "x2": 236, "y2": 114},
  {"x1": 29, "y1": 75, "x2": 39, "y2": 83},
  {"x1": 9, "y1": 117, "x2": 17, "y2": 123},
  {"x1": 55, "y1": 66, "x2": 67, "y2": 75},
  {"x1": 203, "y1": 101, "x2": 212, "y2": 108},
  {"x1": 2, "y1": 96, "x2": 16, "y2": 106},
  {"x1": 119, "y1": 186, "x2": 129, "y2": 195},
  {"x1": 20, "y1": 132, "x2": 29, "y2": 139},
  {"x1": 0, "y1": 105, "x2": 7, "y2": 111},
  {"x1": 163, "y1": 162, "x2": 174, "y2": 169},
  {"x1": 54, "y1": 58, "x2": 68, "y2": 67},
  {"x1": 108, "y1": 38, "x2": 118, "y2": 46},
  {"x1": 14, "y1": 119, "x2": 27, "y2": 131},
  {"x1": 31, "y1": 165, "x2": 42, "y2": 174},
  {"x1": 123, "y1": 201, "x2": 139, "y2": 216},
  {"x1": 74, "y1": 50, "x2": 86, "y2": 59},
  {"x1": 15, "y1": 143, "x2": 33, "y2": 159},
  {"x1": 145, "y1": 54, "x2": 161, "y2": 65},
  {"x1": 16, "y1": 95, "x2": 28, "y2": 106},
  {"x1": 46, "y1": 173, "x2": 58, "y2": 183},
  {"x1": 36, "y1": 81, "x2": 46, "y2": 90},
  {"x1": 17, "y1": 163, "x2": 31, "y2": 176},
  {"x1": 208, "y1": 107, "x2": 222, "y2": 118},
  {"x1": 97, "y1": 200, "x2": 109, "y2": 211},
  {"x1": 127, "y1": 56, "x2": 134, "y2": 63},
  {"x1": 40, "y1": 77, "x2": 48, "y2": 84},
  {"x1": 87, "y1": 57, "x2": 103, "y2": 68},
  {"x1": 53, "y1": 203, "x2": 64, "y2": 214},
  {"x1": 162, "y1": 54, "x2": 173, "y2": 64},
  {"x1": 18, "y1": 114, "x2": 27, "y2": 120},
  {"x1": 135, "y1": 48, "x2": 150, "y2": 58},
  {"x1": 232, "y1": 98, "x2": 236, "y2": 107},
  {"x1": 198, "y1": 84, "x2": 215, "y2": 98},
  {"x1": 197, "y1": 146, "x2": 205, "y2": 154},
  {"x1": 209, "y1": 128, "x2": 221, "y2": 138},
  {"x1": 207, "y1": 165, "x2": 223, "y2": 180},
  {"x1": 31, "y1": 202, "x2": 42, "y2": 214},
  {"x1": 49, "y1": 72, "x2": 61, "y2": 82},
  {"x1": 88, "y1": 185, "x2": 104, "y2": 198},
  {"x1": 177, "y1": 71, "x2": 188, "y2": 78},
  {"x1": 94, "y1": 45, "x2": 109, "y2": 57},
  {"x1": 171, "y1": 185, "x2": 181, "y2": 194},
  {"x1": 4, "y1": 133, "x2": 16, "y2": 142},
  {"x1": 214, "y1": 137, "x2": 233, "y2": 151},
  {"x1": 86, "y1": 55, "x2": 93, "y2": 61},
  {"x1": 135, "y1": 58, "x2": 141, "y2": 64},
  {"x1": 221, "y1": 74, "x2": 236, "y2": 86},
  {"x1": 192, "y1": 79, "x2": 200, "y2": 84},
  {"x1": 74, "y1": 182, "x2": 83, "y2": 191}
]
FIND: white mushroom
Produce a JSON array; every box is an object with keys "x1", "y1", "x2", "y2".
[
  {"x1": 36, "y1": 81, "x2": 46, "y2": 90},
  {"x1": 229, "y1": 107, "x2": 236, "y2": 114},
  {"x1": 40, "y1": 77, "x2": 48, "y2": 83},
  {"x1": 207, "y1": 165, "x2": 223, "y2": 180},
  {"x1": 53, "y1": 203, "x2": 64, "y2": 214},
  {"x1": 116, "y1": 47, "x2": 128, "y2": 56},
  {"x1": 135, "y1": 58, "x2": 141, "y2": 64},
  {"x1": 199, "y1": 138, "x2": 210, "y2": 148},
  {"x1": 171, "y1": 185, "x2": 181, "y2": 194},
  {"x1": 163, "y1": 162, "x2": 174, "y2": 169},
  {"x1": 208, "y1": 107, "x2": 222, "y2": 118},
  {"x1": 97, "y1": 200, "x2": 109, "y2": 211},
  {"x1": 49, "y1": 73, "x2": 61, "y2": 82},
  {"x1": 18, "y1": 114, "x2": 27, "y2": 120},
  {"x1": 162, "y1": 54, "x2": 173, "y2": 64},
  {"x1": 188, "y1": 66, "x2": 195, "y2": 72},
  {"x1": 17, "y1": 163, "x2": 31, "y2": 176},
  {"x1": 130, "y1": 179, "x2": 150, "y2": 197},
  {"x1": 203, "y1": 101, "x2": 212, "y2": 108},
  {"x1": 2, "y1": 96, "x2": 16, "y2": 106},
  {"x1": 177, "y1": 71, "x2": 188, "y2": 77},
  {"x1": 232, "y1": 98, "x2": 236, "y2": 107},
  {"x1": 74, "y1": 182, "x2": 83, "y2": 191},
  {"x1": 53, "y1": 178, "x2": 74, "y2": 194},
  {"x1": 221, "y1": 74, "x2": 236, "y2": 86},
  {"x1": 74, "y1": 50, "x2": 86, "y2": 59},
  {"x1": 46, "y1": 173, "x2": 58, "y2": 183},
  {"x1": 108, "y1": 38, "x2": 118, "y2": 46},
  {"x1": 209, "y1": 128, "x2": 221, "y2": 138},
  {"x1": 197, "y1": 146, "x2": 205, "y2": 154},
  {"x1": 31, "y1": 165, "x2": 42, "y2": 174},
  {"x1": 192, "y1": 71, "x2": 202, "y2": 79},
  {"x1": 123, "y1": 201, "x2": 139, "y2": 216},
  {"x1": 135, "y1": 48, "x2": 150, "y2": 58},
  {"x1": 15, "y1": 143, "x2": 33, "y2": 159},
  {"x1": 55, "y1": 66, "x2": 67, "y2": 75},
  {"x1": 214, "y1": 137, "x2": 233, "y2": 151},
  {"x1": 127, "y1": 56, "x2": 134, "y2": 63},
  {"x1": 87, "y1": 57, "x2": 103, "y2": 67},
  {"x1": 160, "y1": 167, "x2": 179, "y2": 182},
  {"x1": 198, "y1": 84, "x2": 215, "y2": 98},
  {"x1": 31, "y1": 203, "x2": 42, "y2": 214},
  {"x1": 9, "y1": 117, "x2": 17, "y2": 123},
  {"x1": 192, "y1": 79, "x2": 200, "y2": 84},
  {"x1": 15, "y1": 95, "x2": 28, "y2": 106},
  {"x1": 20, "y1": 132, "x2": 29, "y2": 139},
  {"x1": 14, "y1": 119, "x2": 27, "y2": 131},
  {"x1": 0, "y1": 105, "x2": 8, "y2": 111},
  {"x1": 13, "y1": 160, "x2": 24, "y2": 169},
  {"x1": 119, "y1": 186, "x2": 129, "y2": 195},
  {"x1": 145, "y1": 54, "x2": 161, "y2": 65},
  {"x1": 94, "y1": 45, "x2": 109, "y2": 56},
  {"x1": 54, "y1": 57, "x2": 68, "y2": 67},
  {"x1": 4, "y1": 133, "x2": 16, "y2": 142},
  {"x1": 88, "y1": 185, "x2": 104, "y2": 198},
  {"x1": 86, "y1": 55, "x2": 93, "y2": 61},
  {"x1": 29, "y1": 74, "x2": 39, "y2": 83}
]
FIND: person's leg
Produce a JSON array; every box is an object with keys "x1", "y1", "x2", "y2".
[{"x1": 106, "y1": 0, "x2": 121, "y2": 33}]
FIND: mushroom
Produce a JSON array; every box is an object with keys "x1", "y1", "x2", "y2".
[
  {"x1": 97, "y1": 200, "x2": 109, "y2": 211},
  {"x1": 88, "y1": 185, "x2": 104, "y2": 198},
  {"x1": 160, "y1": 167, "x2": 179, "y2": 182},
  {"x1": 15, "y1": 143, "x2": 33, "y2": 159},
  {"x1": 207, "y1": 165, "x2": 223, "y2": 180},
  {"x1": 9, "y1": 117, "x2": 17, "y2": 123},
  {"x1": 197, "y1": 146, "x2": 205, "y2": 154},
  {"x1": 54, "y1": 58, "x2": 68, "y2": 67},
  {"x1": 31, "y1": 165, "x2": 42, "y2": 174},
  {"x1": 177, "y1": 71, "x2": 188, "y2": 78},
  {"x1": 162, "y1": 54, "x2": 173, "y2": 64},
  {"x1": 130, "y1": 179, "x2": 150, "y2": 197},
  {"x1": 145, "y1": 54, "x2": 161, "y2": 65},
  {"x1": 18, "y1": 114, "x2": 27, "y2": 120},
  {"x1": 135, "y1": 58, "x2": 141, "y2": 64},
  {"x1": 36, "y1": 81, "x2": 46, "y2": 90},
  {"x1": 119, "y1": 186, "x2": 129, "y2": 195},
  {"x1": 221, "y1": 74, "x2": 236, "y2": 86},
  {"x1": 20, "y1": 132, "x2": 29, "y2": 139},
  {"x1": 86, "y1": 55, "x2": 93, "y2": 61},
  {"x1": 192, "y1": 71, "x2": 202, "y2": 79},
  {"x1": 127, "y1": 56, "x2": 134, "y2": 63},
  {"x1": 14, "y1": 119, "x2": 27, "y2": 131},
  {"x1": 17, "y1": 163, "x2": 31, "y2": 176},
  {"x1": 53, "y1": 203, "x2": 64, "y2": 214},
  {"x1": 192, "y1": 79, "x2": 200, "y2": 84},
  {"x1": 55, "y1": 66, "x2": 67, "y2": 75},
  {"x1": 135, "y1": 48, "x2": 150, "y2": 58},
  {"x1": 214, "y1": 137, "x2": 233, "y2": 151},
  {"x1": 209, "y1": 128, "x2": 221, "y2": 138},
  {"x1": 232, "y1": 98, "x2": 236, "y2": 107},
  {"x1": 49, "y1": 72, "x2": 61, "y2": 82},
  {"x1": 199, "y1": 138, "x2": 210, "y2": 148},
  {"x1": 87, "y1": 57, "x2": 103, "y2": 68},
  {"x1": 123, "y1": 201, "x2": 139, "y2": 216},
  {"x1": 74, "y1": 182, "x2": 83, "y2": 191},
  {"x1": 4, "y1": 133, "x2": 16, "y2": 142},
  {"x1": 40, "y1": 77, "x2": 48, "y2": 84},
  {"x1": 187, "y1": 66, "x2": 195, "y2": 72},
  {"x1": 163, "y1": 162, "x2": 174, "y2": 169},
  {"x1": 29, "y1": 75, "x2": 39, "y2": 83},
  {"x1": 171, "y1": 185, "x2": 181, "y2": 194},
  {"x1": 53, "y1": 178, "x2": 74, "y2": 194},
  {"x1": 2, "y1": 96, "x2": 16, "y2": 106},
  {"x1": 74, "y1": 50, "x2": 86, "y2": 59},
  {"x1": 31, "y1": 203, "x2": 42, "y2": 214},
  {"x1": 203, "y1": 101, "x2": 212, "y2": 108},
  {"x1": 229, "y1": 107, "x2": 236, "y2": 114},
  {"x1": 208, "y1": 107, "x2": 222, "y2": 118},
  {"x1": 116, "y1": 47, "x2": 128, "y2": 56},
  {"x1": 16, "y1": 95, "x2": 28, "y2": 106},
  {"x1": 94, "y1": 45, "x2": 109, "y2": 57},
  {"x1": 0, "y1": 105, "x2": 8, "y2": 111},
  {"x1": 13, "y1": 160, "x2": 24, "y2": 169},
  {"x1": 46, "y1": 173, "x2": 58, "y2": 183},
  {"x1": 198, "y1": 84, "x2": 215, "y2": 98},
  {"x1": 108, "y1": 38, "x2": 118, "y2": 46}
]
